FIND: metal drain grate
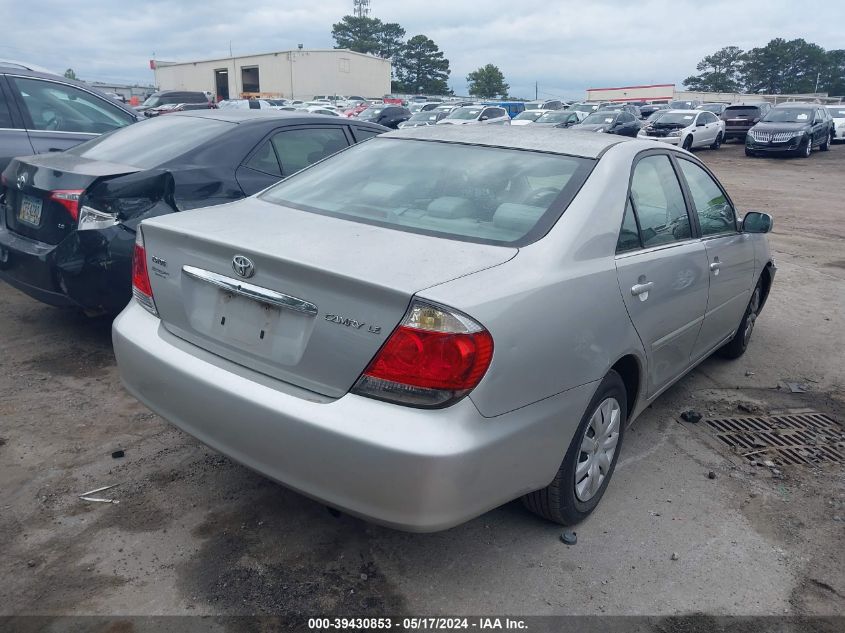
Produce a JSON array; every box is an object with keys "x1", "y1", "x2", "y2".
[{"x1": 705, "y1": 412, "x2": 844, "y2": 466}]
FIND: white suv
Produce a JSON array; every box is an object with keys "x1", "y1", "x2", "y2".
[{"x1": 437, "y1": 105, "x2": 511, "y2": 126}]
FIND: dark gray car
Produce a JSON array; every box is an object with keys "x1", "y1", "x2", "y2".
[{"x1": 0, "y1": 64, "x2": 141, "y2": 173}]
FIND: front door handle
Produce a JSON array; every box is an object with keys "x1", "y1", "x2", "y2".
[
  {"x1": 631, "y1": 282, "x2": 654, "y2": 296},
  {"x1": 710, "y1": 262, "x2": 721, "y2": 272}
]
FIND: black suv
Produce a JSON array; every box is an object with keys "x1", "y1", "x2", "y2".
[
  {"x1": 355, "y1": 105, "x2": 411, "y2": 129},
  {"x1": 0, "y1": 63, "x2": 141, "y2": 173},
  {"x1": 746, "y1": 103, "x2": 835, "y2": 158},
  {"x1": 721, "y1": 102, "x2": 772, "y2": 142},
  {"x1": 135, "y1": 90, "x2": 211, "y2": 115}
]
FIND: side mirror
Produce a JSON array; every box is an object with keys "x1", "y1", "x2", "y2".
[
  {"x1": 742, "y1": 211, "x2": 773, "y2": 234},
  {"x1": 479, "y1": 115, "x2": 489, "y2": 121}
]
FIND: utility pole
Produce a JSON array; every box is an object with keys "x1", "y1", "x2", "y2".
[
  {"x1": 353, "y1": 0, "x2": 370, "y2": 18},
  {"x1": 535, "y1": 81, "x2": 538, "y2": 100},
  {"x1": 814, "y1": 72, "x2": 821, "y2": 95}
]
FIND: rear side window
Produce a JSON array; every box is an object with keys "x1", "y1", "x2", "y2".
[
  {"x1": 616, "y1": 199, "x2": 641, "y2": 253},
  {"x1": 259, "y1": 137, "x2": 594, "y2": 246},
  {"x1": 270, "y1": 127, "x2": 349, "y2": 176},
  {"x1": 11, "y1": 77, "x2": 135, "y2": 133},
  {"x1": 677, "y1": 160, "x2": 736, "y2": 236},
  {"x1": 245, "y1": 140, "x2": 282, "y2": 177},
  {"x1": 629, "y1": 155, "x2": 691, "y2": 247},
  {"x1": 353, "y1": 126, "x2": 381, "y2": 141}
]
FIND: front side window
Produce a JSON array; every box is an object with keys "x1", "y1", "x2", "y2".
[
  {"x1": 11, "y1": 77, "x2": 135, "y2": 133},
  {"x1": 677, "y1": 160, "x2": 736, "y2": 236},
  {"x1": 260, "y1": 138, "x2": 594, "y2": 246},
  {"x1": 270, "y1": 127, "x2": 349, "y2": 176},
  {"x1": 629, "y1": 155, "x2": 690, "y2": 248}
]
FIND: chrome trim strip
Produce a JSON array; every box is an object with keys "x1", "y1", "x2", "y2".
[{"x1": 182, "y1": 265, "x2": 318, "y2": 316}]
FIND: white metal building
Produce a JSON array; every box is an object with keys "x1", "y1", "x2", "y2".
[{"x1": 152, "y1": 49, "x2": 391, "y2": 101}]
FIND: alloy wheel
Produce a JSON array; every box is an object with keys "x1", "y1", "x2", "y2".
[{"x1": 575, "y1": 397, "x2": 621, "y2": 502}]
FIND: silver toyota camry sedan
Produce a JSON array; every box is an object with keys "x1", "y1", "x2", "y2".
[{"x1": 113, "y1": 126, "x2": 775, "y2": 532}]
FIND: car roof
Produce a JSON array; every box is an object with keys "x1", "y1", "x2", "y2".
[
  {"x1": 666, "y1": 109, "x2": 701, "y2": 114},
  {"x1": 773, "y1": 102, "x2": 817, "y2": 108},
  {"x1": 384, "y1": 125, "x2": 628, "y2": 159},
  {"x1": 168, "y1": 109, "x2": 386, "y2": 128}
]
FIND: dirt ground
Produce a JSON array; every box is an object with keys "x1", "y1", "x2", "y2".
[{"x1": 0, "y1": 141, "x2": 843, "y2": 625}]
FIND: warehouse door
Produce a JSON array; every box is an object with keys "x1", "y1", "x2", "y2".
[{"x1": 214, "y1": 69, "x2": 229, "y2": 100}]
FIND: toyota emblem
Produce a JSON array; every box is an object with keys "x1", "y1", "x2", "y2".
[
  {"x1": 16, "y1": 172, "x2": 28, "y2": 189},
  {"x1": 232, "y1": 255, "x2": 255, "y2": 279}
]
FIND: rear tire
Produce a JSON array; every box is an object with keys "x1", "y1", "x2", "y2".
[
  {"x1": 718, "y1": 279, "x2": 763, "y2": 359},
  {"x1": 522, "y1": 370, "x2": 627, "y2": 525},
  {"x1": 710, "y1": 133, "x2": 723, "y2": 150}
]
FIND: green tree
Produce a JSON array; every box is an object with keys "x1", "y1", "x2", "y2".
[
  {"x1": 63, "y1": 68, "x2": 77, "y2": 80},
  {"x1": 466, "y1": 64, "x2": 509, "y2": 98},
  {"x1": 394, "y1": 35, "x2": 451, "y2": 94},
  {"x1": 742, "y1": 38, "x2": 828, "y2": 94},
  {"x1": 683, "y1": 46, "x2": 744, "y2": 92},
  {"x1": 331, "y1": 15, "x2": 405, "y2": 59},
  {"x1": 821, "y1": 49, "x2": 845, "y2": 96},
  {"x1": 331, "y1": 15, "x2": 383, "y2": 55}
]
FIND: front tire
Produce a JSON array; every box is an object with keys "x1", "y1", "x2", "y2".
[
  {"x1": 711, "y1": 133, "x2": 723, "y2": 150},
  {"x1": 821, "y1": 132, "x2": 831, "y2": 151},
  {"x1": 682, "y1": 135, "x2": 693, "y2": 151},
  {"x1": 718, "y1": 279, "x2": 763, "y2": 359},
  {"x1": 797, "y1": 136, "x2": 812, "y2": 158},
  {"x1": 522, "y1": 370, "x2": 627, "y2": 525}
]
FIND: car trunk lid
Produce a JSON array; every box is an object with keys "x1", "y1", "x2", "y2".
[
  {"x1": 3, "y1": 154, "x2": 138, "y2": 245},
  {"x1": 141, "y1": 198, "x2": 517, "y2": 398}
]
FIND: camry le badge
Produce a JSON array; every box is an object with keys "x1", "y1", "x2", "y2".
[{"x1": 232, "y1": 255, "x2": 255, "y2": 279}]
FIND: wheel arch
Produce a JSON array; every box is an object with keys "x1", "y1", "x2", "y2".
[
  {"x1": 610, "y1": 354, "x2": 642, "y2": 421},
  {"x1": 758, "y1": 261, "x2": 775, "y2": 310}
]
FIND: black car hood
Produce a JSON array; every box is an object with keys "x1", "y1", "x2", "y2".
[
  {"x1": 11, "y1": 152, "x2": 139, "y2": 178},
  {"x1": 753, "y1": 121, "x2": 810, "y2": 132}
]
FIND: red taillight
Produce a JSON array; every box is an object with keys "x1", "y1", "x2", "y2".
[
  {"x1": 352, "y1": 301, "x2": 493, "y2": 408},
  {"x1": 49, "y1": 189, "x2": 83, "y2": 222},
  {"x1": 131, "y1": 229, "x2": 158, "y2": 316}
]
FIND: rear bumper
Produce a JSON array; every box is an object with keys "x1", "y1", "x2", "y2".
[
  {"x1": 113, "y1": 303, "x2": 597, "y2": 532},
  {"x1": 0, "y1": 220, "x2": 133, "y2": 313},
  {"x1": 724, "y1": 127, "x2": 752, "y2": 139}
]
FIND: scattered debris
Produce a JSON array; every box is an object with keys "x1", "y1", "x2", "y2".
[
  {"x1": 780, "y1": 382, "x2": 807, "y2": 393},
  {"x1": 744, "y1": 371, "x2": 755, "y2": 377},
  {"x1": 111, "y1": 450, "x2": 125, "y2": 459},
  {"x1": 680, "y1": 410, "x2": 702, "y2": 423},
  {"x1": 763, "y1": 460, "x2": 776, "y2": 468},
  {"x1": 708, "y1": 471, "x2": 717, "y2": 479},
  {"x1": 26, "y1": 560, "x2": 36, "y2": 568},
  {"x1": 737, "y1": 402, "x2": 760, "y2": 413},
  {"x1": 78, "y1": 484, "x2": 119, "y2": 504},
  {"x1": 360, "y1": 573, "x2": 368, "y2": 581},
  {"x1": 560, "y1": 530, "x2": 577, "y2": 545},
  {"x1": 671, "y1": 552, "x2": 679, "y2": 561},
  {"x1": 650, "y1": 511, "x2": 661, "y2": 517}
]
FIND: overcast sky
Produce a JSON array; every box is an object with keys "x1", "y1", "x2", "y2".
[{"x1": 3, "y1": 0, "x2": 843, "y2": 98}]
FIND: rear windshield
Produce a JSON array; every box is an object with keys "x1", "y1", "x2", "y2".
[
  {"x1": 724, "y1": 106, "x2": 760, "y2": 116},
  {"x1": 446, "y1": 107, "x2": 483, "y2": 120},
  {"x1": 65, "y1": 115, "x2": 232, "y2": 169},
  {"x1": 259, "y1": 138, "x2": 594, "y2": 246},
  {"x1": 536, "y1": 111, "x2": 576, "y2": 123}
]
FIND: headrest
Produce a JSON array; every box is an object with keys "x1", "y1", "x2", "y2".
[
  {"x1": 492, "y1": 203, "x2": 545, "y2": 234},
  {"x1": 426, "y1": 197, "x2": 478, "y2": 219}
]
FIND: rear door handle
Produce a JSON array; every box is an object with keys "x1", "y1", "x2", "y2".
[{"x1": 631, "y1": 282, "x2": 653, "y2": 296}]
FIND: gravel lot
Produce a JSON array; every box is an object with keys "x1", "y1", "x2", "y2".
[{"x1": 0, "y1": 141, "x2": 843, "y2": 623}]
